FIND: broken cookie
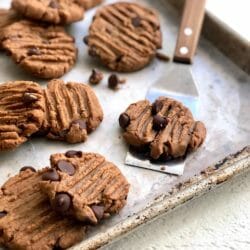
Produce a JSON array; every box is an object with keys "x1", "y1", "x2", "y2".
[
  {"x1": 40, "y1": 151, "x2": 130, "y2": 224},
  {"x1": 43, "y1": 79, "x2": 103, "y2": 143}
]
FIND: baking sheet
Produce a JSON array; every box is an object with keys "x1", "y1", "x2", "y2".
[{"x1": 0, "y1": 0, "x2": 249, "y2": 249}]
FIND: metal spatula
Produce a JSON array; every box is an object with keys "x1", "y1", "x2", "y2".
[{"x1": 125, "y1": 0, "x2": 206, "y2": 175}]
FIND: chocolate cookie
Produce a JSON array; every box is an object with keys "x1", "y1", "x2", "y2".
[
  {"x1": 0, "y1": 81, "x2": 45, "y2": 151},
  {"x1": 77, "y1": 0, "x2": 103, "y2": 10},
  {"x1": 119, "y1": 97, "x2": 206, "y2": 160},
  {"x1": 43, "y1": 79, "x2": 103, "y2": 143},
  {"x1": 87, "y1": 2, "x2": 162, "y2": 72},
  {"x1": 0, "y1": 20, "x2": 77, "y2": 79},
  {"x1": 40, "y1": 151, "x2": 130, "y2": 224},
  {"x1": 12, "y1": 0, "x2": 84, "y2": 24},
  {"x1": 0, "y1": 168, "x2": 86, "y2": 249}
]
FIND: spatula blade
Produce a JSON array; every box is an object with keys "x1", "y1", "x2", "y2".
[{"x1": 146, "y1": 64, "x2": 199, "y2": 116}]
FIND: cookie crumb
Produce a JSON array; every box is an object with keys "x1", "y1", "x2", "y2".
[
  {"x1": 89, "y1": 69, "x2": 103, "y2": 85},
  {"x1": 156, "y1": 52, "x2": 170, "y2": 62},
  {"x1": 160, "y1": 166, "x2": 165, "y2": 171}
]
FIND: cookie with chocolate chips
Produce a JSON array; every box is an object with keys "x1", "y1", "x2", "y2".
[
  {"x1": 0, "y1": 81, "x2": 45, "y2": 151},
  {"x1": 40, "y1": 151, "x2": 130, "y2": 224},
  {"x1": 0, "y1": 168, "x2": 86, "y2": 250},
  {"x1": 0, "y1": 20, "x2": 77, "y2": 79},
  {"x1": 119, "y1": 97, "x2": 206, "y2": 160},
  {"x1": 12, "y1": 0, "x2": 84, "y2": 24},
  {"x1": 87, "y1": 2, "x2": 162, "y2": 72},
  {"x1": 43, "y1": 79, "x2": 103, "y2": 143}
]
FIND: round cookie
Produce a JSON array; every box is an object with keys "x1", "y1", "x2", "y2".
[
  {"x1": 0, "y1": 81, "x2": 45, "y2": 151},
  {"x1": 0, "y1": 20, "x2": 77, "y2": 79},
  {"x1": 87, "y1": 2, "x2": 162, "y2": 72},
  {"x1": 12, "y1": 0, "x2": 84, "y2": 24},
  {"x1": 40, "y1": 151, "x2": 130, "y2": 224},
  {"x1": 43, "y1": 79, "x2": 103, "y2": 143},
  {"x1": 119, "y1": 97, "x2": 206, "y2": 161}
]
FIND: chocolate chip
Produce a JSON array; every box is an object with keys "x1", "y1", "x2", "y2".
[
  {"x1": 119, "y1": 113, "x2": 130, "y2": 129},
  {"x1": 132, "y1": 16, "x2": 141, "y2": 27},
  {"x1": 57, "y1": 160, "x2": 75, "y2": 176},
  {"x1": 65, "y1": 150, "x2": 82, "y2": 158},
  {"x1": 54, "y1": 193, "x2": 72, "y2": 213},
  {"x1": 72, "y1": 119, "x2": 87, "y2": 130},
  {"x1": 0, "y1": 211, "x2": 7, "y2": 218},
  {"x1": 20, "y1": 166, "x2": 36, "y2": 173},
  {"x1": 83, "y1": 35, "x2": 89, "y2": 45},
  {"x1": 22, "y1": 93, "x2": 38, "y2": 104},
  {"x1": 49, "y1": 0, "x2": 59, "y2": 8},
  {"x1": 152, "y1": 100, "x2": 163, "y2": 115},
  {"x1": 153, "y1": 115, "x2": 167, "y2": 131},
  {"x1": 89, "y1": 69, "x2": 103, "y2": 85},
  {"x1": 91, "y1": 205, "x2": 104, "y2": 221},
  {"x1": 108, "y1": 74, "x2": 119, "y2": 89},
  {"x1": 42, "y1": 169, "x2": 60, "y2": 181},
  {"x1": 27, "y1": 47, "x2": 41, "y2": 56}
]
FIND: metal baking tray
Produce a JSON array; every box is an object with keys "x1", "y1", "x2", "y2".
[{"x1": 0, "y1": 0, "x2": 249, "y2": 249}]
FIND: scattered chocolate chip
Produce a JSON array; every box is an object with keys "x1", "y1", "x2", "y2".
[
  {"x1": 72, "y1": 119, "x2": 87, "y2": 130},
  {"x1": 20, "y1": 166, "x2": 36, "y2": 172},
  {"x1": 151, "y1": 100, "x2": 163, "y2": 115},
  {"x1": 153, "y1": 115, "x2": 167, "y2": 131},
  {"x1": 108, "y1": 74, "x2": 119, "y2": 89},
  {"x1": 54, "y1": 193, "x2": 72, "y2": 213},
  {"x1": 156, "y1": 52, "x2": 170, "y2": 62},
  {"x1": 57, "y1": 160, "x2": 75, "y2": 176},
  {"x1": 132, "y1": 16, "x2": 141, "y2": 27},
  {"x1": 49, "y1": 0, "x2": 59, "y2": 8},
  {"x1": 83, "y1": 35, "x2": 89, "y2": 45},
  {"x1": 42, "y1": 168, "x2": 60, "y2": 181},
  {"x1": 65, "y1": 150, "x2": 82, "y2": 158},
  {"x1": 160, "y1": 166, "x2": 166, "y2": 171},
  {"x1": 119, "y1": 113, "x2": 130, "y2": 129},
  {"x1": 27, "y1": 47, "x2": 41, "y2": 56},
  {"x1": 22, "y1": 93, "x2": 38, "y2": 104},
  {"x1": 0, "y1": 211, "x2": 7, "y2": 218},
  {"x1": 91, "y1": 205, "x2": 104, "y2": 221},
  {"x1": 89, "y1": 69, "x2": 103, "y2": 85}
]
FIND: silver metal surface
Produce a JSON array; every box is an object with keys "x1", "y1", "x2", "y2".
[{"x1": 0, "y1": 0, "x2": 249, "y2": 250}]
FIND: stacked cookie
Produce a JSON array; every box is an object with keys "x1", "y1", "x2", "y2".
[
  {"x1": 0, "y1": 0, "x2": 103, "y2": 78},
  {"x1": 0, "y1": 79, "x2": 103, "y2": 151},
  {"x1": 0, "y1": 151, "x2": 130, "y2": 249}
]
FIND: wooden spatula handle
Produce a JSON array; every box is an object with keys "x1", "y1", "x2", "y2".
[{"x1": 173, "y1": 0, "x2": 206, "y2": 64}]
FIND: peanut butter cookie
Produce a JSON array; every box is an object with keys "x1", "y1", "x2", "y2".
[
  {"x1": 40, "y1": 151, "x2": 130, "y2": 224},
  {"x1": 87, "y1": 2, "x2": 162, "y2": 72}
]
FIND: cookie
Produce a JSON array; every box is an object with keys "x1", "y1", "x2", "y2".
[
  {"x1": 0, "y1": 9, "x2": 20, "y2": 44},
  {"x1": 43, "y1": 79, "x2": 103, "y2": 143},
  {"x1": 0, "y1": 168, "x2": 86, "y2": 250},
  {"x1": 119, "y1": 97, "x2": 206, "y2": 160},
  {"x1": 12, "y1": 0, "x2": 84, "y2": 24},
  {"x1": 77, "y1": 0, "x2": 103, "y2": 10},
  {"x1": 87, "y1": 2, "x2": 162, "y2": 72},
  {"x1": 0, "y1": 20, "x2": 77, "y2": 79},
  {"x1": 0, "y1": 81, "x2": 45, "y2": 151},
  {"x1": 40, "y1": 151, "x2": 130, "y2": 224}
]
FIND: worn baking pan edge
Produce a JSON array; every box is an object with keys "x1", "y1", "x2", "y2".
[
  {"x1": 78, "y1": 146, "x2": 250, "y2": 250},
  {"x1": 168, "y1": 0, "x2": 250, "y2": 74}
]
